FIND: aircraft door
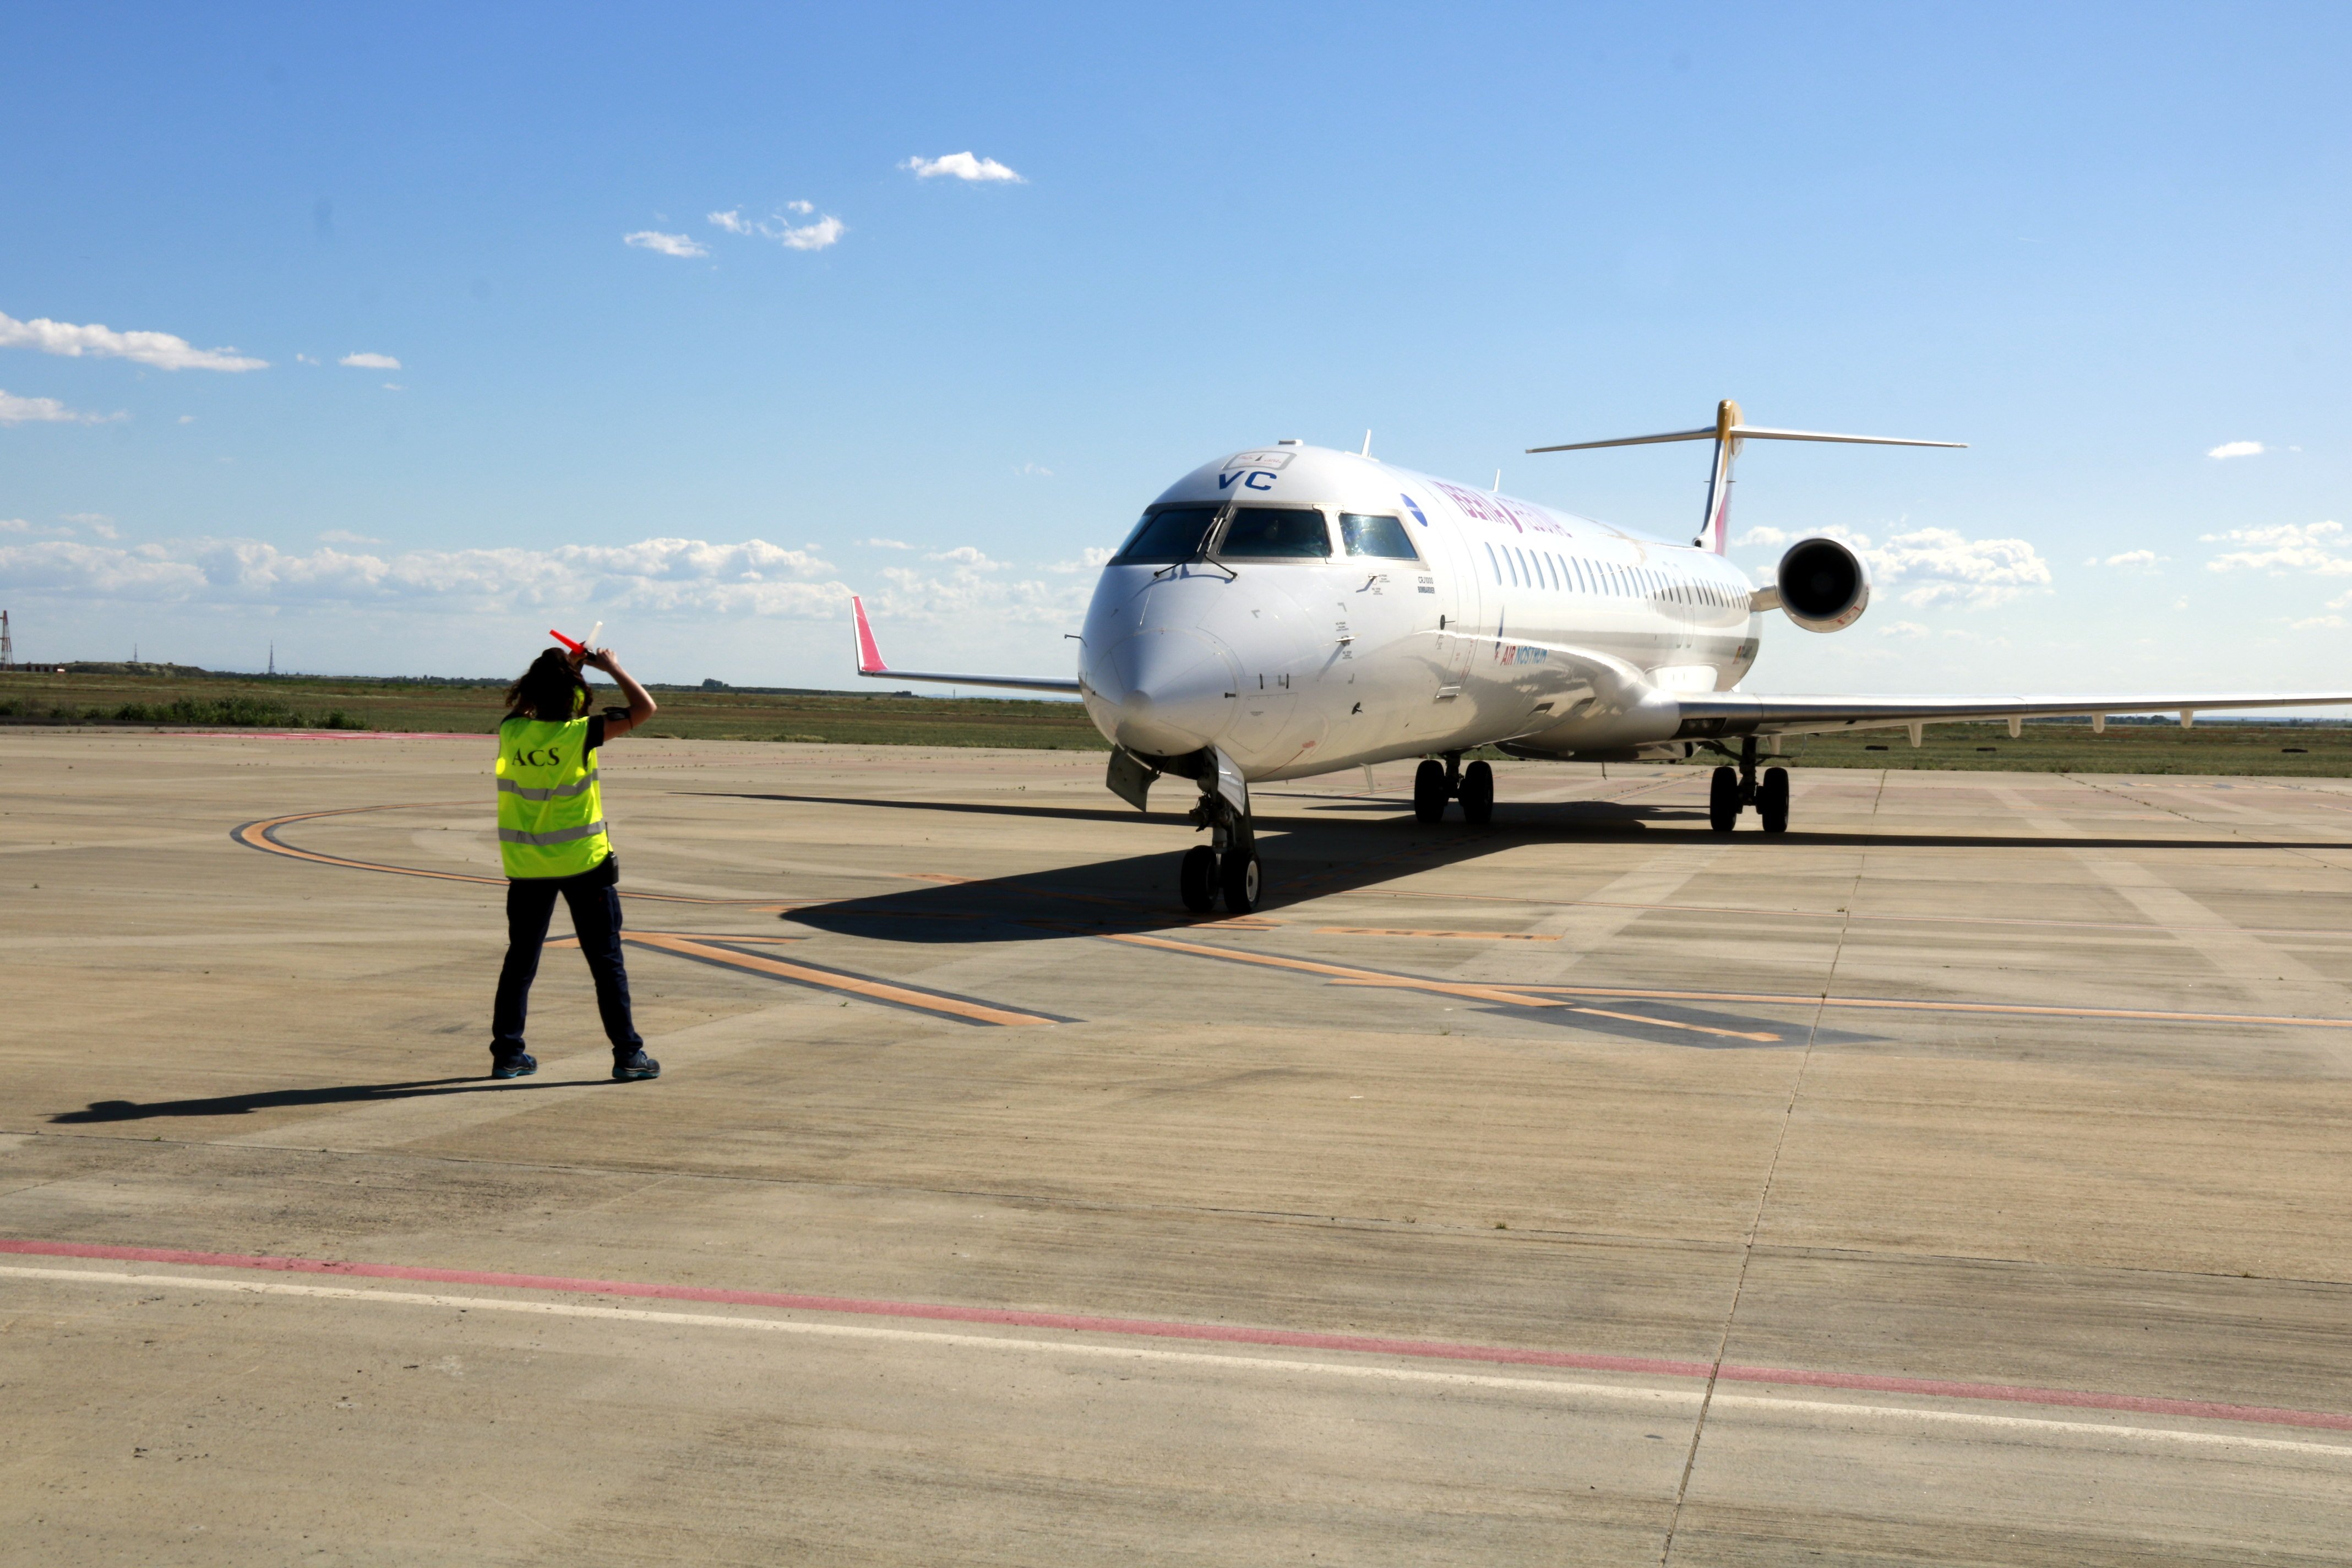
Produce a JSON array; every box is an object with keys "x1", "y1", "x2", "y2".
[{"x1": 1430, "y1": 513, "x2": 1484, "y2": 688}]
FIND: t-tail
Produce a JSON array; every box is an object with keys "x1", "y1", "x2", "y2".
[{"x1": 1526, "y1": 400, "x2": 1966, "y2": 553}]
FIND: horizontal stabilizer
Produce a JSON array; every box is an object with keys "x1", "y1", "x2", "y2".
[
  {"x1": 1528, "y1": 424, "x2": 1964, "y2": 454},
  {"x1": 850, "y1": 595, "x2": 1083, "y2": 695}
]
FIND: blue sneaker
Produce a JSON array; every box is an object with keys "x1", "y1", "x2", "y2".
[
  {"x1": 489, "y1": 1052, "x2": 537, "y2": 1080},
  {"x1": 611, "y1": 1049, "x2": 661, "y2": 1082}
]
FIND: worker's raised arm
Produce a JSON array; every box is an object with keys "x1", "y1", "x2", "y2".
[{"x1": 580, "y1": 647, "x2": 657, "y2": 739}]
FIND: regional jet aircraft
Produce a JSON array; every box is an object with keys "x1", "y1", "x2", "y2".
[{"x1": 852, "y1": 402, "x2": 2352, "y2": 913}]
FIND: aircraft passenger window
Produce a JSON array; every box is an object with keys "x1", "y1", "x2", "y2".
[
  {"x1": 1485, "y1": 542, "x2": 1501, "y2": 583},
  {"x1": 1112, "y1": 505, "x2": 1221, "y2": 564},
  {"x1": 1217, "y1": 507, "x2": 1332, "y2": 558},
  {"x1": 1339, "y1": 514, "x2": 1420, "y2": 560},
  {"x1": 1545, "y1": 553, "x2": 1560, "y2": 591}
]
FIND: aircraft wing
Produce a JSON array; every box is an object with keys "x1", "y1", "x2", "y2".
[
  {"x1": 851, "y1": 595, "x2": 1084, "y2": 695},
  {"x1": 1674, "y1": 690, "x2": 2352, "y2": 739}
]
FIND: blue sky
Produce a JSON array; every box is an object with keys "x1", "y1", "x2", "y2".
[{"x1": 3, "y1": 2, "x2": 2348, "y2": 696}]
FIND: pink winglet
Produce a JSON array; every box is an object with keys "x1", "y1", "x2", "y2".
[{"x1": 851, "y1": 595, "x2": 888, "y2": 675}]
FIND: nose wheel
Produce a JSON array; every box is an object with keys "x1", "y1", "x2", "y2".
[
  {"x1": 1412, "y1": 754, "x2": 1494, "y2": 825},
  {"x1": 1708, "y1": 739, "x2": 1790, "y2": 833},
  {"x1": 1182, "y1": 764, "x2": 1264, "y2": 914}
]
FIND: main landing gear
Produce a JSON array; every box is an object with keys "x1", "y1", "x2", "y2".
[
  {"x1": 1413, "y1": 752, "x2": 1494, "y2": 826},
  {"x1": 1709, "y1": 736, "x2": 1789, "y2": 834},
  {"x1": 1180, "y1": 777, "x2": 1262, "y2": 916}
]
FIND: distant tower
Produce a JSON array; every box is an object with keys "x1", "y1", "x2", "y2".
[
  {"x1": 0, "y1": 609, "x2": 13, "y2": 670},
  {"x1": 268, "y1": 640, "x2": 276, "y2": 677}
]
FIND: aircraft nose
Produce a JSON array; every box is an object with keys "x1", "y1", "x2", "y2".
[{"x1": 1093, "y1": 628, "x2": 1237, "y2": 755}]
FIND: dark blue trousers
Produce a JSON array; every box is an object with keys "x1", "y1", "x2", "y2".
[{"x1": 491, "y1": 860, "x2": 643, "y2": 1058}]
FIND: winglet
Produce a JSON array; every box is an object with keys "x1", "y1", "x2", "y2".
[{"x1": 851, "y1": 595, "x2": 888, "y2": 676}]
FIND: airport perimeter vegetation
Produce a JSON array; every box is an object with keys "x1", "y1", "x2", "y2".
[{"x1": 2, "y1": 662, "x2": 2349, "y2": 775}]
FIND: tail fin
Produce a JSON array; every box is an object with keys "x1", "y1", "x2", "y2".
[
  {"x1": 851, "y1": 595, "x2": 888, "y2": 676},
  {"x1": 1527, "y1": 401, "x2": 1964, "y2": 553}
]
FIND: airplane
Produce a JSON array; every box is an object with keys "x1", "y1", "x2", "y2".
[{"x1": 851, "y1": 400, "x2": 2352, "y2": 915}]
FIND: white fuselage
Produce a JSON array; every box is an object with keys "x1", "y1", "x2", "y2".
[{"x1": 1077, "y1": 442, "x2": 1761, "y2": 782}]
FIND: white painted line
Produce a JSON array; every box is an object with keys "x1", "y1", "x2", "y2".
[{"x1": 9, "y1": 1264, "x2": 2351, "y2": 1460}]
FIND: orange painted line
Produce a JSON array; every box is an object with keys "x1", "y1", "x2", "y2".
[
  {"x1": 1499, "y1": 983, "x2": 2352, "y2": 1031},
  {"x1": 625, "y1": 932, "x2": 1065, "y2": 1027},
  {"x1": 1350, "y1": 889, "x2": 2352, "y2": 943},
  {"x1": 1315, "y1": 926, "x2": 1560, "y2": 941},
  {"x1": 1099, "y1": 931, "x2": 1565, "y2": 1009},
  {"x1": 232, "y1": 805, "x2": 799, "y2": 908},
  {"x1": 1321, "y1": 978, "x2": 1782, "y2": 1042},
  {"x1": 549, "y1": 932, "x2": 801, "y2": 951}
]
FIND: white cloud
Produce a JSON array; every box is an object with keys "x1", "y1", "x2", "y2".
[
  {"x1": 1049, "y1": 546, "x2": 1115, "y2": 574},
  {"x1": 339, "y1": 352, "x2": 401, "y2": 370},
  {"x1": 1733, "y1": 526, "x2": 1789, "y2": 548},
  {"x1": 1875, "y1": 620, "x2": 1930, "y2": 639},
  {"x1": 0, "y1": 311, "x2": 266, "y2": 372},
  {"x1": 318, "y1": 529, "x2": 380, "y2": 545},
  {"x1": 1795, "y1": 524, "x2": 2052, "y2": 609},
  {"x1": 2090, "y1": 549, "x2": 2166, "y2": 569},
  {"x1": 0, "y1": 533, "x2": 851, "y2": 617},
  {"x1": 860, "y1": 537, "x2": 913, "y2": 549},
  {"x1": 706, "y1": 206, "x2": 846, "y2": 252},
  {"x1": 381, "y1": 383, "x2": 404, "y2": 392},
  {"x1": 2289, "y1": 614, "x2": 2346, "y2": 631},
  {"x1": 902, "y1": 152, "x2": 1025, "y2": 183},
  {"x1": 295, "y1": 353, "x2": 319, "y2": 366},
  {"x1": 926, "y1": 546, "x2": 1003, "y2": 569},
  {"x1": 0, "y1": 389, "x2": 122, "y2": 426},
  {"x1": 2202, "y1": 520, "x2": 2352, "y2": 575},
  {"x1": 776, "y1": 215, "x2": 844, "y2": 252},
  {"x1": 177, "y1": 414, "x2": 196, "y2": 424},
  {"x1": 1014, "y1": 461, "x2": 1054, "y2": 477},
  {"x1": 876, "y1": 560, "x2": 1084, "y2": 626},
  {"x1": 63, "y1": 513, "x2": 118, "y2": 539},
  {"x1": 624, "y1": 230, "x2": 709, "y2": 258},
  {"x1": 0, "y1": 518, "x2": 29, "y2": 532},
  {"x1": 2207, "y1": 440, "x2": 2265, "y2": 460}
]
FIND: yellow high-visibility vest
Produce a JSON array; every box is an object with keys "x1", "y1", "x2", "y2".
[{"x1": 494, "y1": 716, "x2": 611, "y2": 879}]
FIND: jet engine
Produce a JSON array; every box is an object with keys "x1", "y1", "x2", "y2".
[{"x1": 1774, "y1": 536, "x2": 1871, "y2": 633}]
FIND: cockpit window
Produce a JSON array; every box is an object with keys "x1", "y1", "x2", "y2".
[
  {"x1": 1111, "y1": 504, "x2": 1221, "y2": 564},
  {"x1": 1217, "y1": 507, "x2": 1332, "y2": 559},
  {"x1": 1339, "y1": 514, "x2": 1420, "y2": 561}
]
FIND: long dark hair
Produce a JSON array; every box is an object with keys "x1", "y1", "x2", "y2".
[{"x1": 503, "y1": 649, "x2": 589, "y2": 723}]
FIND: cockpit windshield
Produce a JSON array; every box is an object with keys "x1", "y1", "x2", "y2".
[
  {"x1": 1110, "y1": 505, "x2": 1221, "y2": 564},
  {"x1": 1217, "y1": 507, "x2": 1331, "y2": 559},
  {"x1": 1339, "y1": 514, "x2": 1420, "y2": 562}
]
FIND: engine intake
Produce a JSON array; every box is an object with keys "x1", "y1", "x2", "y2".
[{"x1": 1776, "y1": 536, "x2": 1871, "y2": 632}]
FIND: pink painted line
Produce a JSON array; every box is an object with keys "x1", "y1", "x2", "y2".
[{"x1": 6, "y1": 1237, "x2": 2346, "y2": 1434}]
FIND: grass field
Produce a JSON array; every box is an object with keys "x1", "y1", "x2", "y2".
[
  {"x1": 0, "y1": 667, "x2": 1107, "y2": 750},
  {"x1": 2, "y1": 667, "x2": 2346, "y2": 774}
]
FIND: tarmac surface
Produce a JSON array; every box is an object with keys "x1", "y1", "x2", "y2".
[{"x1": 4, "y1": 727, "x2": 2351, "y2": 1565}]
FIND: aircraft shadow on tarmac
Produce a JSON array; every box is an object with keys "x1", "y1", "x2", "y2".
[
  {"x1": 709, "y1": 789, "x2": 2323, "y2": 946},
  {"x1": 707, "y1": 791, "x2": 1705, "y2": 943},
  {"x1": 51, "y1": 1075, "x2": 603, "y2": 1125}
]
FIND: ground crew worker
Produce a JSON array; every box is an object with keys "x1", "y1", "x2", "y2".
[{"x1": 487, "y1": 643, "x2": 662, "y2": 1082}]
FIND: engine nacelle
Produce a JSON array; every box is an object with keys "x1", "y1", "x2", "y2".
[{"x1": 1775, "y1": 535, "x2": 1871, "y2": 633}]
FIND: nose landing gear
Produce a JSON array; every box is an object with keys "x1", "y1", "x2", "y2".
[
  {"x1": 1709, "y1": 737, "x2": 1789, "y2": 833},
  {"x1": 1182, "y1": 759, "x2": 1262, "y2": 914},
  {"x1": 1412, "y1": 753, "x2": 1495, "y2": 825}
]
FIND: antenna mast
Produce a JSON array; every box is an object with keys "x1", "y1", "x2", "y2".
[{"x1": 0, "y1": 610, "x2": 13, "y2": 670}]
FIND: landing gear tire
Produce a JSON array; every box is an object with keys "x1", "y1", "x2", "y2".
[
  {"x1": 1758, "y1": 767, "x2": 1790, "y2": 834},
  {"x1": 1219, "y1": 847, "x2": 1262, "y2": 914},
  {"x1": 1460, "y1": 760, "x2": 1495, "y2": 825},
  {"x1": 1178, "y1": 845, "x2": 1218, "y2": 913},
  {"x1": 1412, "y1": 759, "x2": 1448, "y2": 823},
  {"x1": 1708, "y1": 766, "x2": 1739, "y2": 833}
]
